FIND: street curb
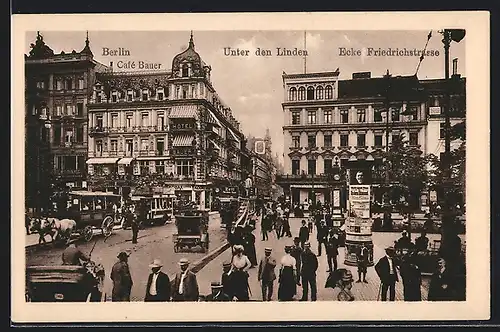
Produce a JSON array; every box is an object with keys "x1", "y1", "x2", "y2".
[{"x1": 169, "y1": 240, "x2": 231, "y2": 284}]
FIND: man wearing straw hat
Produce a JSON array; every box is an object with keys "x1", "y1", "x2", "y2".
[
  {"x1": 172, "y1": 258, "x2": 199, "y2": 301},
  {"x1": 111, "y1": 251, "x2": 133, "y2": 302},
  {"x1": 375, "y1": 246, "x2": 399, "y2": 301},
  {"x1": 258, "y1": 247, "x2": 277, "y2": 301},
  {"x1": 144, "y1": 258, "x2": 171, "y2": 302}
]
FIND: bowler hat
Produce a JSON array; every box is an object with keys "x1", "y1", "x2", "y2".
[{"x1": 117, "y1": 251, "x2": 130, "y2": 259}]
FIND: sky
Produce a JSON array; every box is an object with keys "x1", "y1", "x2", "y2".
[{"x1": 25, "y1": 30, "x2": 466, "y2": 162}]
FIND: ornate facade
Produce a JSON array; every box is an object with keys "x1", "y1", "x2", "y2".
[
  {"x1": 86, "y1": 33, "x2": 248, "y2": 208},
  {"x1": 25, "y1": 32, "x2": 108, "y2": 213},
  {"x1": 278, "y1": 70, "x2": 427, "y2": 208}
]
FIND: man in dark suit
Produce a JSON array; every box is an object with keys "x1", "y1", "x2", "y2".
[
  {"x1": 172, "y1": 258, "x2": 199, "y2": 301},
  {"x1": 428, "y1": 257, "x2": 457, "y2": 301},
  {"x1": 205, "y1": 282, "x2": 232, "y2": 301},
  {"x1": 300, "y1": 242, "x2": 318, "y2": 301},
  {"x1": 221, "y1": 261, "x2": 234, "y2": 300},
  {"x1": 111, "y1": 251, "x2": 133, "y2": 302},
  {"x1": 316, "y1": 221, "x2": 328, "y2": 257},
  {"x1": 144, "y1": 259, "x2": 171, "y2": 302},
  {"x1": 258, "y1": 247, "x2": 277, "y2": 301},
  {"x1": 375, "y1": 246, "x2": 399, "y2": 301},
  {"x1": 298, "y1": 220, "x2": 309, "y2": 248},
  {"x1": 325, "y1": 229, "x2": 339, "y2": 272},
  {"x1": 290, "y1": 237, "x2": 303, "y2": 285}
]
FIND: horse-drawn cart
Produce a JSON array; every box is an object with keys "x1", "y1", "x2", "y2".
[
  {"x1": 26, "y1": 261, "x2": 106, "y2": 302},
  {"x1": 173, "y1": 208, "x2": 210, "y2": 253},
  {"x1": 60, "y1": 191, "x2": 121, "y2": 242}
]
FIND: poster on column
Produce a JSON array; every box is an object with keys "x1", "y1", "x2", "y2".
[{"x1": 348, "y1": 185, "x2": 371, "y2": 219}]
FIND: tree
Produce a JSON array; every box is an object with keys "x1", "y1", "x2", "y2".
[{"x1": 374, "y1": 133, "x2": 428, "y2": 231}]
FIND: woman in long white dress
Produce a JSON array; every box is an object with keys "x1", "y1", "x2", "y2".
[{"x1": 230, "y1": 245, "x2": 251, "y2": 301}]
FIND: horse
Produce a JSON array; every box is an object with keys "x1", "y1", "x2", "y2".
[{"x1": 29, "y1": 217, "x2": 77, "y2": 245}]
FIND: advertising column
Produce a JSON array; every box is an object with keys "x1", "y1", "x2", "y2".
[{"x1": 344, "y1": 184, "x2": 374, "y2": 266}]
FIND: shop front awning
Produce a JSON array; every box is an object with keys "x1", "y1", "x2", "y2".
[
  {"x1": 86, "y1": 157, "x2": 119, "y2": 165},
  {"x1": 172, "y1": 135, "x2": 195, "y2": 147},
  {"x1": 206, "y1": 111, "x2": 220, "y2": 127},
  {"x1": 117, "y1": 157, "x2": 134, "y2": 165},
  {"x1": 170, "y1": 105, "x2": 198, "y2": 118}
]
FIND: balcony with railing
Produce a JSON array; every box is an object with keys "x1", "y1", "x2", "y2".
[
  {"x1": 276, "y1": 173, "x2": 333, "y2": 184},
  {"x1": 89, "y1": 126, "x2": 109, "y2": 136}
]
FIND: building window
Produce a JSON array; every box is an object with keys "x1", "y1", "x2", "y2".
[
  {"x1": 357, "y1": 109, "x2": 366, "y2": 123},
  {"x1": 65, "y1": 78, "x2": 73, "y2": 90},
  {"x1": 141, "y1": 113, "x2": 149, "y2": 127},
  {"x1": 291, "y1": 111, "x2": 301, "y2": 125},
  {"x1": 76, "y1": 102, "x2": 83, "y2": 116},
  {"x1": 374, "y1": 134, "x2": 383, "y2": 147},
  {"x1": 307, "y1": 86, "x2": 315, "y2": 100},
  {"x1": 340, "y1": 110, "x2": 349, "y2": 124},
  {"x1": 182, "y1": 85, "x2": 189, "y2": 99},
  {"x1": 298, "y1": 87, "x2": 306, "y2": 100},
  {"x1": 126, "y1": 139, "x2": 133, "y2": 156},
  {"x1": 440, "y1": 122, "x2": 445, "y2": 139},
  {"x1": 357, "y1": 133, "x2": 366, "y2": 147},
  {"x1": 76, "y1": 126, "x2": 84, "y2": 142},
  {"x1": 110, "y1": 140, "x2": 118, "y2": 152},
  {"x1": 56, "y1": 80, "x2": 63, "y2": 90},
  {"x1": 374, "y1": 109, "x2": 382, "y2": 122},
  {"x1": 158, "y1": 91, "x2": 164, "y2": 101},
  {"x1": 96, "y1": 115, "x2": 103, "y2": 129},
  {"x1": 55, "y1": 105, "x2": 62, "y2": 116},
  {"x1": 392, "y1": 134, "x2": 400, "y2": 145},
  {"x1": 139, "y1": 161, "x2": 150, "y2": 175},
  {"x1": 111, "y1": 92, "x2": 118, "y2": 103},
  {"x1": 289, "y1": 87, "x2": 297, "y2": 101},
  {"x1": 65, "y1": 104, "x2": 75, "y2": 116},
  {"x1": 126, "y1": 114, "x2": 133, "y2": 129},
  {"x1": 142, "y1": 90, "x2": 149, "y2": 101},
  {"x1": 64, "y1": 156, "x2": 77, "y2": 170},
  {"x1": 324, "y1": 110, "x2": 332, "y2": 124},
  {"x1": 182, "y1": 65, "x2": 189, "y2": 77},
  {"x1": 127, "y1": 90, "x2": 133, "y2": 102},
  {"x1": 324, "y1": 159, "x2": 332, "y2": 174},
  {"x1": 307, "y1": 110, "x2": 316, "y2": 124},
  {"x1": 324, "y1": 134, "x2": 332, "y2": 148},
  {"x1": 141, "y1": 139, "x2": 149, "y2": 151},
  {"x1": 292, "y1": 160, "x2": 300, "y2": 175},
  {"x1": 96, "y1": 140, "x2": 103, "y2": 156},
  {"x1": 155, "y1": 160, "x2": 165, "y2": 173},
  {"x1": 78, "y1": 78, "x2": 84, "y2": 90},
  {"x1": 292, "y1": 136, "x2": 300, "y2": 148},
  {"x1": 316, "y1": 86, "x2": 324, "y2": 99},
  {"x1": 307, "y1": 159, "x2": 316, "y2": 175},
  {"x1": 392, "y1": 108, "x2": 400, "y2": 122},
  {"x1": 409, "y1": 132, "x2": 419, "y2": 146},
  {"x1": 96, "y1": 93, "x2": 102, "y2": 103},
  {"x1": 111, "y1": 114, "x2": 119, "y2": 128},
  {"x1": 176, "y1": 159, "x2": 194, "y2": 177},
  {"x1": 36, "y1": 81, "x2": 45, "y2": 89},
  {"x1": 157, "y1": 114, "x2": 165, "y2": 130},
  {"x1": 156, "y1": 138, "x2": 165, "y2": 156},
  {"x1": 340, "y1": 134, "x2": 349, "y2": 147},
  {"x1": 409, "y1": 106, "x2": 418, "y2": 120},
  {"x1": 325, "y1": 85, "x2": 333, "y2": 99},
  {"x1": 307, "y1": 134, "x2": 316, "y2": 149}
]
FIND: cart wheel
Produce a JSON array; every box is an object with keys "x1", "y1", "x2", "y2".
[
  {"x1": 83, "y1": 226, "x2": 94, "y2": 242},
  {"x1": 102, "y1": 216, "x2": 114, "y2": 238}
]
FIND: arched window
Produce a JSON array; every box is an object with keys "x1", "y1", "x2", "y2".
[
  {"x1": 307, "y1": 86, "x2": 315, "y2": 100},
  {"x1": 181, "y1": 64, "x2": 189, "y2": 77},
  {"x1": 316, "y1": 86, "x2": 324, "y2": 99},
  {"x1": 289, "y1": 87, "x2": 297, "y2": 101},
  {"x1": 325, "y1": 85, "x2": 333, "y2": 99},
  {"x1": 298, "y1": 86, "x2": 306, "y2": 100}
]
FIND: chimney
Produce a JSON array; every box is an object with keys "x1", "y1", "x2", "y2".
[{"x1": 452, "y1": 58, "x2": 461, "y2": 79}]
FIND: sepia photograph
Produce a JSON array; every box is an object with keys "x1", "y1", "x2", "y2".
[{"x1": 12, "y1": 12, "x2": 489, "y2": 323}]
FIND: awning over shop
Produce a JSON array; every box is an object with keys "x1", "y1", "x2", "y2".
[
  {"x1": 117, "y1": 157, "x2": 134, "y2": 165},
  {"x1": 172, "y1": 135, "x2": 195, "y2": 147},
  {"x1": 170, "y1": 105, "x2": 198, "y2": 118},
  {"x1": 86, "y1": 157, "x2": 119, "y2": 165}
]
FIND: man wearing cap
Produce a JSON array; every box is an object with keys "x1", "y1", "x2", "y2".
[
  {"x1": 172, "y1": 258, "x2": 199, "y2": 301},
  {"x1": 258, "y1": 247, "x2": 277, "y2": 301},
  {"x1": 205, "y1": 282, "x2": 231, "y2": 301},
  {"x1": 144, "y1": 259, "x2": 171, "y2": 302},
  {"x1": 62, "y1": 239, "x2": 90, "y2": 266},
  {"x1": 111, "y1": 251, "x2": 133, "y2": 302},
  {"x1": 375, "y1": 246, "x2": 399, "y2": 301},
  {"x1": 300, "y1": 242, "x2": 318, "y2": 301}
]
